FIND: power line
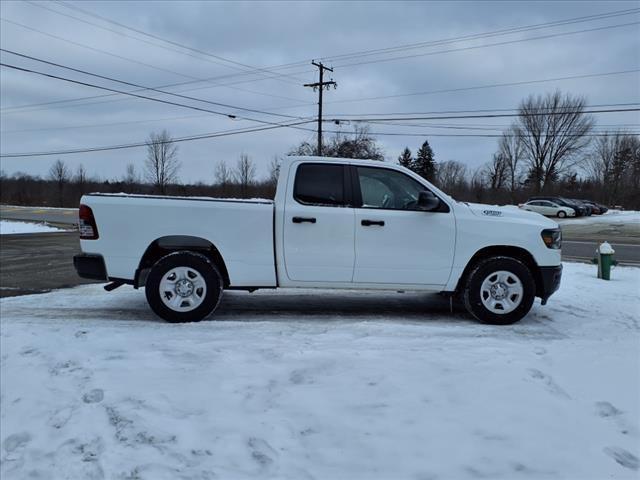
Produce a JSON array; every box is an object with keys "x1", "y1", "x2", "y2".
[
  {"x1": 330, "y1": 21, "x2": 640, "y2": 70},
  {"x1": 328, "y1": 107, "x2": 640, "y2": 123},
  {"x1": 315, "y1": 8, "x2": 640, "y2": 64},
  {"x1": 324, "y1": 69, "x2": 640, "y2": 106},
  {"x1": 3, "y1": 109, "x2": 638, "y2": 136},
  {"x1": 2, "y1": 122, "x2": 635, "y2": 159},
  {"x1": 0, "y1": 62, "x2": 238, "y2": 118},
  {"x1": 202, "y1": 13, "x2": 640, "y2": 79},
  {"x1": 2, "y1": 105, "x2": 637, "y2": 158},
  {"x1": 1, "y1": 113, "x2": 212, "y2": 134},
  {"x1": 358, "y1": 120, "x2": 640, "y2": 132},
  {"x1": 0, "y1": 17, "x2": 309, "y2": 107},
  {"x1": 330, "y1": 130, "x2": 640, "y2": 138},
  {"x1": 0, "y1": 120, "x2": 316, "y2": 158},
  {"x1": 4, "y1": 8, "x2": 637, "y2": 114},
  {"x1": 0, "y1": 61, "x2": 327, "y2": 146},
  {"x1": 0, "y1": 49, "x2": 304, "y2": 120},
  {"x1": 131, "y1": 7, "x2": 639, "y2": 81},
  {"x1": 53, "y1": 0, "x2": 307, "y2": 85},
  {"x1": 4, "y1": 62, "x2": 636, "y2": 117},
  {"x1": 328, "y1": 103, "x2": 640, "y2": 118}
]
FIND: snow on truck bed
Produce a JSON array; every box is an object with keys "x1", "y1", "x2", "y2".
[
  {"x1": 87, "y1": 193, "x2": 274, "y2": 204},
  {"x1": 1, "y1": 262, "x2": 638, "y2": 479}
]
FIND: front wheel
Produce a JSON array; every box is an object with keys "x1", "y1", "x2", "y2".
[
  {"x1": 557, "y1": 210, "x2": 567, "y2": 218},
  {"x1": 462, "y1": 256, "x2": 536, "y2": 325},
  {"x1": 145, "y1": 251, "x2": 223, "y2": 323}
]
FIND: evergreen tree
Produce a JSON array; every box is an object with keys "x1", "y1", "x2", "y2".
[
  {"x1": 414, "y1": 140, "x2": 436, "y2": 182},
  {"x1": 398, "y1": 147, "x2": 413, "y2": 170}
]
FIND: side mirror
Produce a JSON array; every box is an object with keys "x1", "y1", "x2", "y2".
[{"x1": 417, "y1": 190, "x2": 440, "y2": 211}]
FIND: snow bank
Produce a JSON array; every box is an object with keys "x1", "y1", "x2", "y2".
[
  {"x1": 0, "y1": 220, "x2": 64, "y2": 235},
  {"x1": 556, "y1": 210, "x2": 640, "y2": 225},
  {"x1": 1, "y1": 263, "x2": 638, "y2": 479},
  {"x1": 0, "y1": 205, "x2": 75, "y2": 211}
]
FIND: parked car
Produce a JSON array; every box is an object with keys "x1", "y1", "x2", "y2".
[
  {"x1": 579, "y1": 200, "x2": 607, "y2": 215},
  {"x1": 529, "y1": 196, "x2": 587, "y2": 216},
  {"x1": 74, "y1": 156, "x2": 562, "y2": 325},
  {"x1": 520, "y1": 200, "x2": 576, "y2": 218},
  {"x1": 570, "y1": 199, "x2": 593, "y2": 216}
]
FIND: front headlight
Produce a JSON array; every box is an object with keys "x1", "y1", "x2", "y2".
[{"x1": 541, "y1": 228, "x2": 562, "y2": 249}]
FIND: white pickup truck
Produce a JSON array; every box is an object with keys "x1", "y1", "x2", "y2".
[{"x1": 74, "y1": 156, "x2": 562, "y2": 325}]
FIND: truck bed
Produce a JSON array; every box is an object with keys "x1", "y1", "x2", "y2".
[{"x1": 80, "y1": 193, "x2": 277, "y2": 287}]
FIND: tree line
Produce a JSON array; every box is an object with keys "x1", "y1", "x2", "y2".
[
  {"x1": 1, "y1": 90, "x2": 638, "y2": 209},
  {"x1": 394, "y1": 91, "x2": 639, "y2": 208}
]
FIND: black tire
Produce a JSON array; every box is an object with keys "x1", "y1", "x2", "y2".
[
  {"x1": 462, "y1": 256, "x2": 536, "y2": 325},
  {"x1": 145, "y1": 251, "x2": 223, "y2": 323},
  {"x1": 557, "y1": 210, "x2": 567, "y2": 218}
]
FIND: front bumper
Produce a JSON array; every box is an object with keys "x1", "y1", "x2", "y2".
[
  {"x1": 73, "y1": 254, "x2": 108, "y2": 281},
  {"x1": 539, "y1": 264, "x2": 562, "y2": 304}
]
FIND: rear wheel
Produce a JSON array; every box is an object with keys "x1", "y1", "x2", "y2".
[
  {"x1": 463, "y1": 256, "x2": 536, "y2": 325},
  {"x1": 145, "y1": 251, "x2": 223, "y2": 323},
  {"x1": 557, "y1": 210, "x2": 567, "y2": 218}
]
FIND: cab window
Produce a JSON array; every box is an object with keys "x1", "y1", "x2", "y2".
[
  {"x1": 356, "y1": 166, "x2": 428, "y2": 211},
  {"x1": 293, "y1": 163, "x2": 346, "y2": 207}
]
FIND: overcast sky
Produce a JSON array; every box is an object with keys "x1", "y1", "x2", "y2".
[{"x1": 1, "y1": 0, "x2": 639, "y2": 183}]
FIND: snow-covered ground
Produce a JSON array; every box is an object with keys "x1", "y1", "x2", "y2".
[
  {"x1": 1, "y1": 262, "x2": 638, "y2": 479},
  {"x1": 0, "y1": 220, "x2": 64, "y2": 235},
  {"x1": 556, "y1": 210, "x2": 640, "y2": 225}
]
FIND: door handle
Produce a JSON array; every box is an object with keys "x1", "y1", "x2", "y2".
[
  {"x1": 292, "y1": 216, "x2": 316, "y2": 224},
  {"x1": 361, "y1": 219, "x2": 385, "y2": 227}
]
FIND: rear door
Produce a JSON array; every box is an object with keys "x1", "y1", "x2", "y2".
[
  {"x1": 526, "y1": 201, "x2": 543, "y2": 214},
  {"x1": 539, "y1": 201, "x2": 555, "y2": 216},
  {"x1": 283, "y1": 162, "x2": 355, "y2": 282},
  {"x1": 351, "y1": 165, "x2": 455, "y2": 286}
]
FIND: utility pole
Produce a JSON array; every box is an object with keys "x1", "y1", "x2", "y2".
[{"x1": 304, "y1": 61, "x2": 337, "y2": 156}]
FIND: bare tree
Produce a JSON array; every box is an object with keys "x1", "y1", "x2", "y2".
[
  {"x1": 267, "y1": 156, "x2": 282, "y2": 186},
  {"x1": 145, "y1": 130, "x2": 180, "y2": 194},
  {"x1": 75, "y1": 164, "x2": 88, "y2": 195},
  {"x1": 469, "y1": 165, "x2": 487, "y2": 203},
  {"x1": 586, "y1": 133, "x2": 640, "y2": 205},
  {"x1": 49, "y1": 159, "x2": 70, "y2": 206},
  {"x1": 234, "y1": 154, "x2": 256, "y2": 197},
  {"x1": 483, "y1": 153, "x2": 508, "y2": 190},
  {"x1": 214, "y1": 159, "x2": 232, "y2": 193},
  {"x1": 436, "y1": 160, "x2": 467, "y2": 192},
  {"x1": 123, "y1": 163, "x2": 138, "y2": 186},
  {"x1": 290, "y1": 125, "x2": 384, "y2": 160},
  {"x1": 515, "y1": 91, "x2": 594, "y2": 192},
  {"x1": 497, "y1": 130, "x2": 525, "y2": 198}
]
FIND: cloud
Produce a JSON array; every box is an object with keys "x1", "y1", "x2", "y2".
[{"x1": 1, "y1": 0, "x2": 638, "y2": 183}]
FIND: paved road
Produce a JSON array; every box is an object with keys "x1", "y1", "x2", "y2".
[
  {"x1": 0, "y1": 205, "x2": 78, "y2": 226},
  {"x1": 563, "y1": 240, "x2": 639, "y2": 266},
  {"x1": 0, "y1": 232, "x2": 98, "y2": 297}
]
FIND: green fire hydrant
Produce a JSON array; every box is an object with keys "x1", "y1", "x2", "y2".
[{"x1": 593, "y1": 241, "x2": 617, "y2": 280}]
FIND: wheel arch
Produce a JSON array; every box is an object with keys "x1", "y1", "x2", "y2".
[
  {"x1": 135, "y1": 235, "x2": 230, "y2": 288},
  {"x1": 455, "y1": 245, "x2": 544, "y2": 298}
]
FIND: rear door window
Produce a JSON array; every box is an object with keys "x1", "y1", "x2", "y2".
[{"x1": 293, "y1": 163, "x2": 346, "y2": 207}]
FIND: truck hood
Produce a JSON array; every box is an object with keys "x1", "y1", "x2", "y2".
[{"x1": 463, "y1": 202, "x2": 558, "y2": 228}]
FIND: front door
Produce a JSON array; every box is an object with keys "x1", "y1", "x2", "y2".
[
  {"x1": 283, "y1": 162, "x2": 355, "y2": 282},
  {"x1": 352, "y1": 165, "x2": 455, "y2": 286}
]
